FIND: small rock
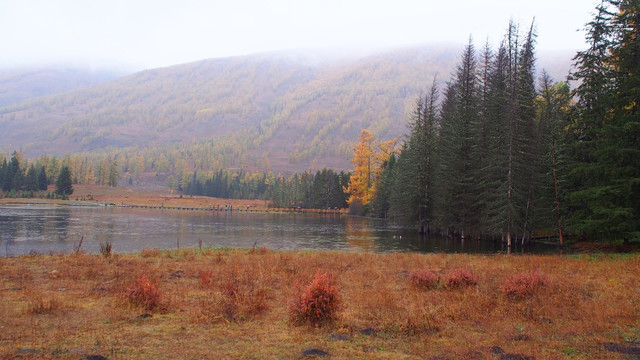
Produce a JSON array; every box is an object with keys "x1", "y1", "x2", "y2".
[
  {"x1": 360, "y1": 327, "x2": 377, "y2": 336},
  {"x1": 491, "y1": 346, "x2": 504, "y2": 355},
  {"x1": 509, "y1": 334, "x2": 531, "y2": 341},
  {"x1": 540, "y1": 317, "x2": 553, "y2": 324},
  {"x1": 603, "y1": 342, "x2": 640, "y2": 355},
  {"x1": 16, "y1": 348, "x2": 37, "y2": 354},
  {"x1": 301, "y1": 348, "x2": 330, "y2": 357},
  {"x1": 85, "y1": 355, "x2": 109, "y2": 360}
]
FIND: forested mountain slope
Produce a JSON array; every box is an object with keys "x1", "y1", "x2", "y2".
[
  {"x1": 0, "y1": 68, "x2": 121, "y2": 108},
  {"x1": 0, "y1": 46, "x2": 572, "y2": 173}
]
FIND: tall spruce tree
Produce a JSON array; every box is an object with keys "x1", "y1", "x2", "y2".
[
  {"x1": 535, "y1": 73, "x2": 571, "y2": 245},
  {"x1": 436, "y1": 40, "x2": 482, "y2": 239},
  {"x1": 55, "y1": 165, "x2": 74, "y2": 197},
  {"x1": 569, "y1": 0, "x2": 640, "y2": 242},
  {"x1": 391, "y1": 82, "x2": 439, "y2": 232}
]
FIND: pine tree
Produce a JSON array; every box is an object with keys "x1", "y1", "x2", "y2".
[
  {"x1": 108, "y1": 161, "x2": 119, "y2": 187},
  {"x1": 568, "y1": 0, "x2": 640, "y2": 242},
  {"x1": 436, "y1": 40, "x2": 482, "y2": 239},
  {"x1": 391, "y1": 82, "x2": 439, "y2": 233},
  {"x1": 536, "y1": 73, "x2": 571, "y2": 245},
  {"x1": 55, "y1": 165, "x2": 74, "y2": 197},
  {"x1": 24, "y1": 164, "x2": 38, "y2": 192},
  {"x1": 37, "y1": 166, "x2": 48, "y2": 191}
]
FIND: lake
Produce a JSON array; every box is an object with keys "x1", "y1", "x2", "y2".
[{"x1": 0, "y1": 205, "x2": 563, "y2": 256}]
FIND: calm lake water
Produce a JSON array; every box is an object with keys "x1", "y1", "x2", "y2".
[{"x1": 0, "y1": 205, "x2": 563, "y2": 256}]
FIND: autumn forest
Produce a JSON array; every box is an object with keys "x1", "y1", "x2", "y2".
[{"x1": 1, "y1": 1, "x2": 639, "y2": 245}]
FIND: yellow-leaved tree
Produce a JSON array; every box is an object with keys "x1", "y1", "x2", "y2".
[{"x1": 345, "y1": 129, "x2": 397, "y2": 211}]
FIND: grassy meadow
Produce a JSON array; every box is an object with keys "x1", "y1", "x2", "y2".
[{"x1": 1, "y1": 248, "x2": 639, "y2": 359}]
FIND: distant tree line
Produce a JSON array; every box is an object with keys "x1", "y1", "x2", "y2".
[
  {"x1": 0, "y1": 151, "x2": 75, "y2": 198},
  {"x1": 179, "y1": 168, "x2": 350, "y2": 209},
  {"x1": 349, "y1": 4, "x2": 640, "y2": 245},
  {"x1": 0, "y1": 151, "x2": 48, "y2": 195}
]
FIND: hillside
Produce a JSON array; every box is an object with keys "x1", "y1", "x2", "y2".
[
  {"x1": 0, "y1": 68, "x2": 122, "y2": 108},
  {"x1": 0, "y1": 45, "x2": 573, "y2": 173}
]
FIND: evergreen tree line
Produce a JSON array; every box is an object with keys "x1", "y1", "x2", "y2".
[
  {"x1": 373, "y1": 3, "x2": 639, "y2": 245},
  {"x1": 0, "y1": 151, "x2": 75, "y2": 198},
  {"x1": 0, "y1": 152, "x2": 48, "y2": 194},
  {"x1": 0, "y1": 151, "x2": 120, "y2": 193},
  {"x1": 180, "y1": 169, "x2": 270, "y2": 200},
  {"x1": 180, "y1": 168, "x2": 350, "y2": 209}
]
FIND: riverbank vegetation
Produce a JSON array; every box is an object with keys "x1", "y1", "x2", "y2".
[
  {"x1": 347, "y1": 2, "x2": 640, "y2": 246},
  {"x1": 1, "y1": 2, "x2": 638, "y2": 246},
  {"x1": 1, "y1": 249, "x2": 638, "y2": 359}
]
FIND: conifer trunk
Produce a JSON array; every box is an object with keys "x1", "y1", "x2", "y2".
[{"x1": 552, "y1": 144, "x2": 564, "y2": 246}]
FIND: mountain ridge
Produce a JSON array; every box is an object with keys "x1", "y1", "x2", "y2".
[{"x1": 0, "y1": 45, "x2": 574, "y2": 173}]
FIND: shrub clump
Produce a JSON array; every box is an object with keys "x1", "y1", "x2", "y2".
[
  {"x1": 409, "y1": 269, "x2": 440, "y2": 289},
  {"x1": 26, "y1": 296, "x2": 63, "y2": 315},
  {"x1": 290, "y1": 270, "x2": 341, "y2": 326},
  {"x1": 502, "y1": 270, "x2": 549, "y2": 299},
  {"x1": 219, "y1": 277, "x2": 269, "y2": 321},
  {"x1": 444, "y1": 267, "x2": 478, "y2": 289},
  {"x1": 126, "y1": 274, "x2": 161, "y2": 311},
  {"x1": 199, "y1": 270, "x2": 216, "y2": 287}
]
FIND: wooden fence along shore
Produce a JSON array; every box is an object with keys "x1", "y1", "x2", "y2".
[{"x1": 117, "y1": 203, "x2": 346, "y2": 215}]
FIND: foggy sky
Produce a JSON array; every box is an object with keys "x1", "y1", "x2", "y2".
[{"x1": 0, "y1": 0, "x2": 597, "y2": 70}]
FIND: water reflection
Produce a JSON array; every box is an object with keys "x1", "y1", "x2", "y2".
[{"x1": 0, "y1": 205, "x2": 565, "y2": 256}]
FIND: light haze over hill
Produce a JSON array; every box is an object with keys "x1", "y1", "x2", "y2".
[{"x1": 0, "y1": 45, "x2": 574, "y2": 172}]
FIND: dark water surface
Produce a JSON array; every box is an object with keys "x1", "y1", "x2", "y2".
[{"x1": 0, "y1": 205, "x2": 562, "y2": 256}]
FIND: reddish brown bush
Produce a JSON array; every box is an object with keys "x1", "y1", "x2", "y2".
[
  {"x1": 444, "y1": 267, "x2": 478, "y2": 289},
  {"x1": 290, "y1": 270, "x2": 341, "y2": 326},
  {"x1": 126, "y1": 273, "x2": 161, "y2": 311},
  {"x1": 409, "y1": 269, "x2": 440, "y2": 289},
  {"x1": 26, "y1": 296, "x2": 63, "y2": 315},
  {"x1": 502, "y1": 270, "x2": 549, "y2": 299},
  {"x1": 199, "y1": 270, "x2": 216, "y2": 287}
]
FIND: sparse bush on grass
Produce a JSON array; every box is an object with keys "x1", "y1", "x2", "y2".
[
  {"x1": 219, "y1": 277, "x2": 269, "y2": 321},
  {"x1": 444, "y1": 267, "x2": 478, "y2": 289},
  {"x1": 248, "y1": 246, "x2": 270, "y2": 255},
  {"x1": 141, "y1": 248, "x2": 162, "y2": 258},
  {"x1": 100, "y1": 242, "x2": 112, "y2": 258},
  {"x1": 195, "y1": 268, "x2": 269, "y2": 322},
  {"x1": 409, "y1": 269, "x2": 440, "y2": 290},
  {"x1": 199, "y1": 270, "x2": 216, "y2": 287},
  {"x1": 125, "y1": 273, "x2": 160, "y2": 311},
  {"x1": 290, "y1": 270, "x2": 340, "y2": 326},
  {"x1": 502, "y1": 270, "x2": 549, "y2": 299},
  {"x1": 26, "y1": 295, "x2": 63, "y2": 315}
]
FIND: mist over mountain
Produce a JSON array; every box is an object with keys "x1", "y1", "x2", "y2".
[
  {"x1": 0, "y1": 45, "x2": 573, "y2": 172},
  {"x1": 0, "y1": 68, "x2": 126, "y2": 108}
]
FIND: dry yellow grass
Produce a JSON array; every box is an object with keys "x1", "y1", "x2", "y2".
[
  {"x1": 1, "y1": 250, "x2": 639, "y2": 359},
  {"x1": 0, "y1": 184, "x2": 268, "y2": 210}
]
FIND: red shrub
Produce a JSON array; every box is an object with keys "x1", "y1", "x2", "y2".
[
  {"x1": 199, "y1": 270, "x2": 216, "y2": 287},
  {"x1": 409, "y1": 269, "x2": 440, "y2": 289},
  {"x1": 502, "y1": 270, "x2": 549, "y2": 299},
  {"x1": 290, "y1": 270, "x2": 341, "y2": 326},
  {"x1": 126, "y1": 274, "x2": 161, "y2": 311},
  {"x1": 444, "y1": 267, "x2": 478, "y2": 289}
]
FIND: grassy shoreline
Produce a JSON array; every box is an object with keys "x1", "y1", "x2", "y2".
[{"x1": 1, "y1": 248, "x2": 639, "y2": 359}]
